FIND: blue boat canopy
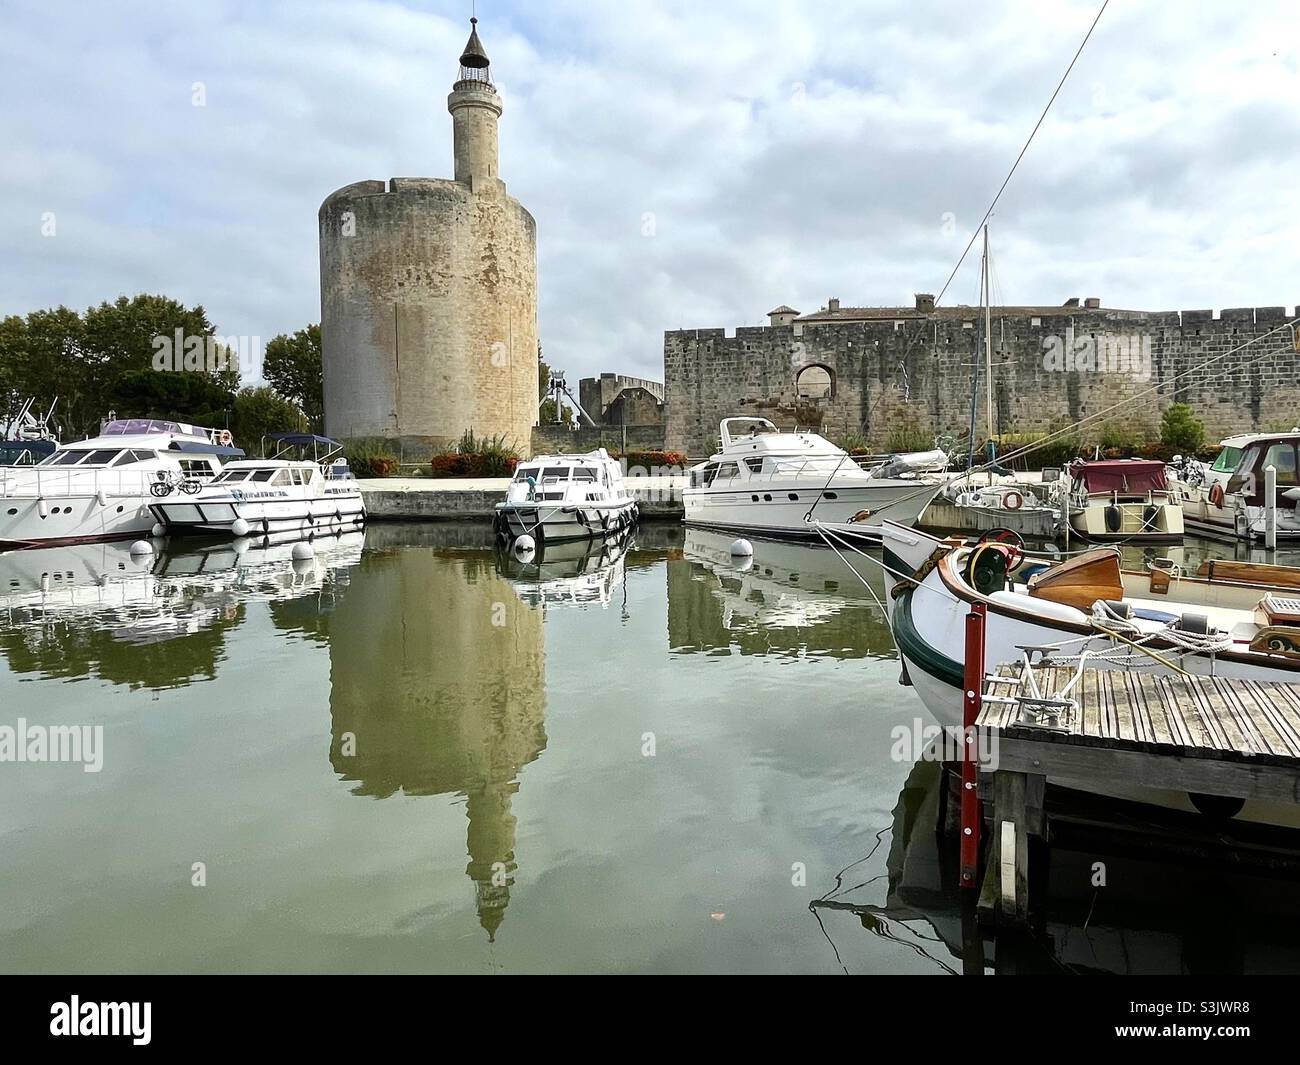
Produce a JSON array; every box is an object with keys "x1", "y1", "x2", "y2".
[{"x1": 0, "y1": 439, "x2": 57, "y2": 464}]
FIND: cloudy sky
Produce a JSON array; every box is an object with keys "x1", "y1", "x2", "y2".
[{"x1": 3, "y1": 0, "x2": 1298, "y2": 384}]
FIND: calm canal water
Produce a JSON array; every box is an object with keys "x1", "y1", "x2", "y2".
[{"x1": 2, "y1": 522, "x2": 1299, "y2": 974}]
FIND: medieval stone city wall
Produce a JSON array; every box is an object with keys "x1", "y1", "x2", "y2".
[{"x1": 664, "y1": 307, "x2": 1300, "y2": 457}]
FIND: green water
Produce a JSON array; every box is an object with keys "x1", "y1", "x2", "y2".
[{"x1": 2, "y1": 523, "x2": 1299, "y2": 974}]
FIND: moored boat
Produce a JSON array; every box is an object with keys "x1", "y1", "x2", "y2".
[
  {"x1": 879, "y1": 520, "x2": 1300, "y2": 825},
  {"x1": 494, "y1": 449, "x2": 638, "y2": 544},
  {"x1": 149, "y1": 436, "x2": 366, "y2": 538},
  {"x1": 1168, "y1": 431, "x2": 1300, "y2": 542},
  {"x1": 683, "y1": 417, "x2": 944, "y2": 541},
  {"x1": 1065, "y1": 458, "x2": 1183, "y2": 542},
  {"x1": 0, "y1": 418, "x2": 241, "y2": 550}
]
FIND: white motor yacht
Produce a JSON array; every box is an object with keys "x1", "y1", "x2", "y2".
[
  {"x1": 0, "y1": 418, "x2": 240, "y2": 550},
  {"x1": 1168, "y1": 431, "x2": 1300, "y2": 542},
  {"x1": 494, "y1": 449, "x2": 638, "y2": 543},
  {"x1": 683, "y1": 418, "x2": 944, "y2": 540},
  {"x1": 150, "y1": 433, "x2": 366, "y2": 539}
]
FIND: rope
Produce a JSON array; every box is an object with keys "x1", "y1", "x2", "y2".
[{"x1": 935, "y1": 0, "x2": 1111, "y2": 305}]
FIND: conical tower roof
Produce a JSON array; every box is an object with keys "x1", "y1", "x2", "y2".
[{"x1": 459, "y1": 17, "x2": 490, "y2": 69}]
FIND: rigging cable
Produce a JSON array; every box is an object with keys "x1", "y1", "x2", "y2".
[{"x1": 934, "y1": 0, "x2": 1112, "y2": 306}]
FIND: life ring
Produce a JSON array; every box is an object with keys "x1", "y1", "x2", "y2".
[
  {"x1": 218, "y1": 429, "x2": 233, "y2": 446},
  {"x1": 1002, "y1": 489, "x2": 1024, "y2": 511},
  {"x1": 1208, "y1": 482, "x2": 1225, "y2": 508}
]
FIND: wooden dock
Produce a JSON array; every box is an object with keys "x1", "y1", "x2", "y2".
[{"x1": 970, "y1": 662, "x2": 1300, "y2": 926}]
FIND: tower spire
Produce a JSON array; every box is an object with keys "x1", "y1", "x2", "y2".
[
  {"x1": 448, "y1": 15, "x2": 502, "y2": 190},
  {"x1": 458, "y1": 16, "x2": 491, "y2": 80}
]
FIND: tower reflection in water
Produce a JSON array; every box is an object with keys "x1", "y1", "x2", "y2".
[{"x1": 327, "y1": 527, "x2": 546, "y2": 941}]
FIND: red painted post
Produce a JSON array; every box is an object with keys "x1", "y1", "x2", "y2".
[{"x1": 960, "y1": 602, "x2": 986, "y2": 889}]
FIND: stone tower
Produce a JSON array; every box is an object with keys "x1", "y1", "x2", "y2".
[{"x1": 319, "y1": 18, "x2": 538, "y2": 455}]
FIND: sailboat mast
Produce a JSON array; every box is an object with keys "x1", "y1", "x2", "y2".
[{"x1": 982, "y1": 225, "x2": 994, "y2": 448}]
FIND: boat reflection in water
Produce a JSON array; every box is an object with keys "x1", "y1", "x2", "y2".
[
  {"x1": 494, "y1": 526, "x2": 635, "y2": 611},
  {"x1": 812, "y1": 758, "x2": 1300, "y2": 974},
  {"x1": 327, "y1": 523, "x2": 547, "y2": 942},
  {"x1": 670, "y1": 527, "x2": 895, "y2": 658},
  {"x1": 0, "y1": 530, "x2": 362, "y2": 688}
]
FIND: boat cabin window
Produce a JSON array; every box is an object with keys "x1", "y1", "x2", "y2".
[
  {"x1": 270, "y1": 470, "x2": 292, "y2": 486},
  {"x1": 1263, "y1": 443, "x2": 1298, "y2": 485},
  {"x1": 75, "y1": 449, "x2": 121, "y2": 466},
  {"x1": 132, "y1": 450, "x2": 159, "y2": 462},
  {"x1": 248, "y1": 469, "x2": 276, "y2": 482},
  {"x1": 572, "y1": 468, "x2": 598, "y2": 481},
  {"x1": 215, "y1": 469, "x2": 251, "y2": 483},
  {"x1": 1211, "y1": 446, "x2": 1243, "y2": 474},
  {"x1": 541, "y1": 467, "x2": 569, "y2": 482},
  {"x1": 697, "y1": 461, "x2": 739, "y2": 487},
  {"x1": 744, "y1": 457, "x2": 764, "y2": 473},
  {"x1": 513, "y1": 466, "x2": 539, "y2": 482}
]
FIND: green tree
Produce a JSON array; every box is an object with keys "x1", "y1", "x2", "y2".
[
  {"x1": 229, "y1": 386, "x2": 305, "y2": 453},
  {"x1": 107, "y1": 368, "x2": 235, "y2": 426},
  {"x1": 263, "y1": 324, "x2": 323, "y2": 429},
  {"x1": 1159, "y1": 402, "x2": 1205, "y2": 454},
  {"x1": 0, "y1": 295, "x2": 239, "y2": 438}
]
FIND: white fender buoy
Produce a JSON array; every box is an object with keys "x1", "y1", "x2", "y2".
[
  {"x1": 730, "y1": 538, "x2": 754, "y2": 557},
  {"x1": 129, "y1": 540, "x2": 153, "y2": 555},
  {"x1": 38, "y1": 499, "x2": 48, "y2": 518},
  {"x1": 150, "y1": 522, "x2": 166, "y2": 538},
  {"x1": 515, "y1": 534, "x2": 536, "y2": 554},
  {"x1": 231, "y1": 518, "x2": 250, "y2": 537},
  {"x1": 291, "y1": 541, "x2": 314, "y2": 561},
  {"x1": 96, "y1": 490, "x2": 108, "y2": 507}
]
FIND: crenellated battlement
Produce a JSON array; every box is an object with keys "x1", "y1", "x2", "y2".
[{"x1": 664, "y1": 302, "x2": 1300, "y2": 455}]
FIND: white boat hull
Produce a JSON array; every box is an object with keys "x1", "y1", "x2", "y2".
[
  {"x1": 880, "y1": 522, "x2": 1300, "y2": 828},
  {"x1": 494, "y1": 500, "x2": 638, "y2": 543},
  {"x1": 684, "y1": 480, "x2": 940, "y2": 540},
  {"x1": 151, "y1": 490, "x2": 366, "y2": 536},
  {"x1": 0, "y1": 494, "x2": 157, "y2": 550}
]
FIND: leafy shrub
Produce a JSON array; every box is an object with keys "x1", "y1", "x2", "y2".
[
  {"x1": 829, "y1": 431, "x2": 873, "y2": 456},
  {"x1": 1159, "y1": 403, "x2": 1205, "y2": 454},
  {"x1": 998, "y1": 419, "x2": 1083, "y2": 470},
  {"x1": 429, "y1": 429, "x2": 521, "y2": 478},
  {"x1": 1095, "y1": 421, "x2": 1148, "y2": 458},
  {"x1": 344, "y1": 436, "x2": 399, "y2": 478},
  {"x1": 884, "y1": 422, "x2": 934, "y2": 454}
]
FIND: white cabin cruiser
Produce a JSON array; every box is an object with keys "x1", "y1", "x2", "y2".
[
  {"x1": 494, "y1": 449, "x2": 638, "y2": 544},
  {"x1": 1168, "y1": 431, "x2": 1300, "y2": 542},
  {"x1": 150, "y1": 434, "x2": 365, "y2": 539},
  {"x1": 683, "y1": 418, "x2": 944, "y2": 541},
  {"x1": 0, "y1": 418, "x2": 240, "y2": 550}
]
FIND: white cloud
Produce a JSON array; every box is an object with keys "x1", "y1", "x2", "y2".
[{"x1": 2, "y1": 0, "x2": 1298, "y2": 387}]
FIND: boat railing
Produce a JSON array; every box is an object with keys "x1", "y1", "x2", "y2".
[
  {"x1": 755, "y1": 456, "x2": 877, "y2": 482},
  {"x1": 0, "y1": 466, "x2": 168, "y2": 499}
]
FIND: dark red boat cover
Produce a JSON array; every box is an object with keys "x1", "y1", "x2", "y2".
[{"x1": 1073, "y1": 459, "x2": 1167, "y2": 494}]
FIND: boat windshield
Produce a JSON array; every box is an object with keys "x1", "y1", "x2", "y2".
[
  {"x1": 1211, "y1": 446, "x2": 1243, "y2": 474},
  {"x1": 38, "y1": 448, "x2": 123, "y2": 467},
  {"x1": 767, "y1": 455, "x2": 853, "y2": 476}
]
